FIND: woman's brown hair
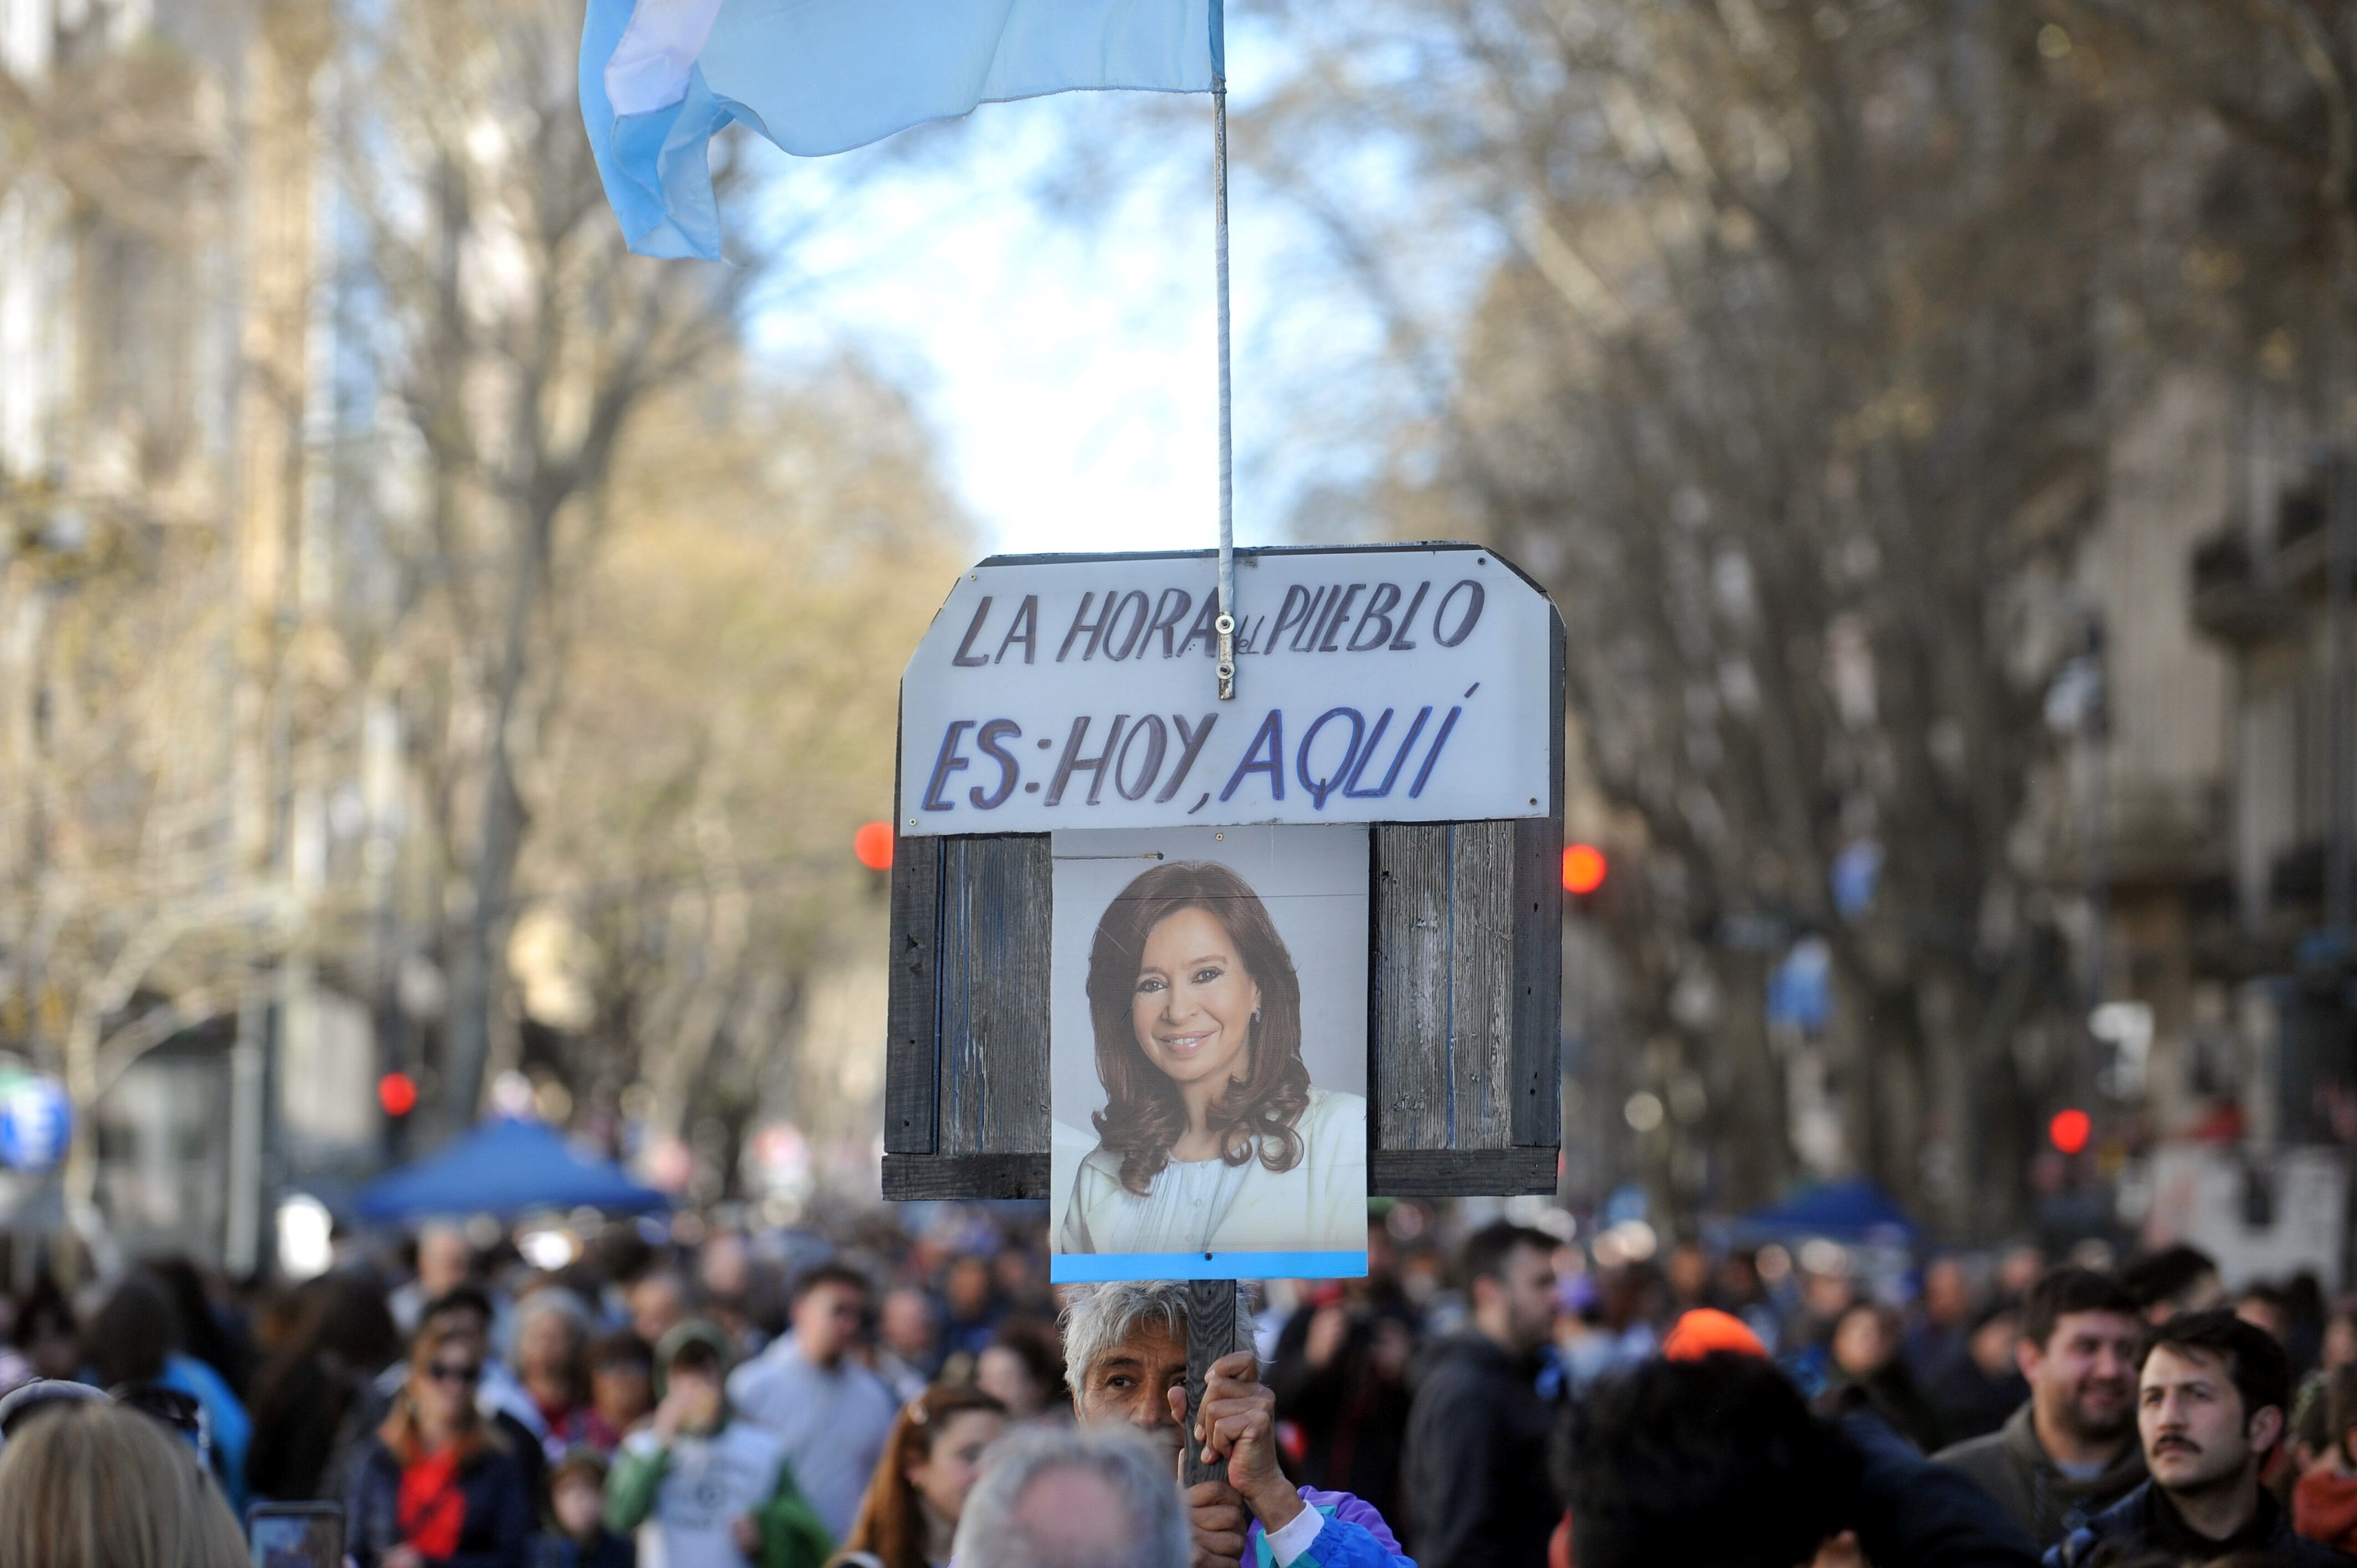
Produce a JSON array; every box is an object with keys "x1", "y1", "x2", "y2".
[
  {"x1": 378, "y1": 1318, "x2": 492, "y2": 1463},
  {"x1": 832, "y1": 1383, "x2": 1007, "y2": 1568},
  {"x1": 2328, "y1": 1361, "x2": 2357, "y2": 1465},
  {"x1": 0, "y1": 1400, "x2": 247, "y2": 1568},
  {"x1": 1085, "y1": 859, "x2": 1310, "y2": 1195}
]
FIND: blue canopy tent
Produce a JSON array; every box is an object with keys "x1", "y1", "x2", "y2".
[
  {"x1": 356, "y1": 1117, "x2": 668, "y2": 1221},
  {"x1": 1736, "y1": 1177, "x2": 1917, "y2": 1246}
]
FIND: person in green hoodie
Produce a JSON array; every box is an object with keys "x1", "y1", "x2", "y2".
[
  {"x1": 1935, "y1": 1268, "x2": 2147, "y2": 1549},
  {"x1": 605, "y1": 1322, "x2": 832, "y2": 1568}
]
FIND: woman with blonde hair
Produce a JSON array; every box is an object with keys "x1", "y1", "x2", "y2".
[
  {"x1": 830, "y1": 1383, "x2": 1007, "y2": 1568},
  {"x1": 346, "y1": 1318, "x2": 533, "y2": 1568},
  {"x1": 0, "y1": 1397, "x2": 247, "y2": 1568}
]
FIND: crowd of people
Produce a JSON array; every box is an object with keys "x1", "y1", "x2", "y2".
[{"x1": 0, "y1": 1198, "x2": 2355, "y2": 1568}]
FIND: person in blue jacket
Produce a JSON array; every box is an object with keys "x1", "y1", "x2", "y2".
[
  {"x1": 86, "y1": 1269, "x2": 253, "y2": 1514},
  {"x1": 1060, "y1": 1281, "x2": 1411, "y2": 1568}
]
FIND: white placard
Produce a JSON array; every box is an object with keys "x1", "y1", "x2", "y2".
[
  {"x1": 1048, "y1": 826, "x2": 1370, "y2": 1282},
  {"x1": 896, "y1": 546, "x2": 1555, "y2": 835}
]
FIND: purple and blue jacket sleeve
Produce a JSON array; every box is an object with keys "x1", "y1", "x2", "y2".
[{"x1": 1250, "y1": 1487, "x2": 1417, "y2": 1568}]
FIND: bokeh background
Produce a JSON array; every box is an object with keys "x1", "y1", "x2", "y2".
[{"x1": 0, "y1": 0, "x2": 2351, "y2": 1287}]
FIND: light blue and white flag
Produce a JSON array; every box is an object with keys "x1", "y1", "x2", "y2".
[{"x1": 583, "y1": 0, "x2": 1225, "y2": 260}]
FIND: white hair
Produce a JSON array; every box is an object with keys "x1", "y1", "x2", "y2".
[
  {"x1": 1057, "y1": 1281, "x2": 1249, "y2": 1392},
  {"x1": 514, "y1": 1286, "x2": 590, "y2": 1340},
  {"x1": 951, "y1": 1425, "x2": 1190, "y2": 1568}
]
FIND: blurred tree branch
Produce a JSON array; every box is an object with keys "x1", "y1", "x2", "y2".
[
  {"x1": 337, "y1": 0, "x2": 759, "y2": 1132},
  {"x1": 1248, "y1": 0, "x2": 2143, "y2": 1228}
]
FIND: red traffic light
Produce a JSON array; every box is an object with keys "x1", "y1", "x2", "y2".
[
  {"x1": 1563, "y1": 844, "x2": 1608, "y2": 897},
  {"x1": 853, "y1": 821, "x2": 894, "y2": 871},
  {"x1": 378, "y1": 1072, "x2": 419, "y2": 1118},
  {"x1": 2049, "y1": 1107, "x2": 2091, "y2": 1156}
]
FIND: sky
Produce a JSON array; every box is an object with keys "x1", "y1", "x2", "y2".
[
  {"x1": 738, "y1": 61, "x2": 1459, "y2": 561},
  {"x1": 747, "y1": 98, "x2": 1240, "y2": 558}
]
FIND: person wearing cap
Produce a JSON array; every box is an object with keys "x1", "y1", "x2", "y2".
[
  {"x1": 605, "y1": 1322, "x2": 831, "y2": 1568},
  {"x1": 1660, "y1": 1308, "x2": 1767, "y2": 1361},
  {"x1": 1540, "y1": 1312, "x2": 1767, "y2": 1568},
  {"x1": 1556, "y1": 1310, "x2": 2042, "y2": 1568}
]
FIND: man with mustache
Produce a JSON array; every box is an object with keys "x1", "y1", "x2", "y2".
[
  {"x1": 1937, "y1": 1269, "x2": 2145, "y2": 1548},
  {"x1": 2044, "y1": 1309, "x2": 2351, "y2": 1567}
]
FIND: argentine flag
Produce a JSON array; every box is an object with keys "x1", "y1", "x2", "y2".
[{"x1": 583, "y1": 0, "x2": 1226, "y2": 260}]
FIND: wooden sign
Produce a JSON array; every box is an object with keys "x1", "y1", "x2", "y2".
[{"x1": 883, "y1": 544, "x2": 1565, "y2": 1203}]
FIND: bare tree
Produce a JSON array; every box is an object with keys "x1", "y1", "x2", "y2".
[
  {"x1": 1248, "y1": 0, "x2": 2145, "y2": 1230},
  {"x1": 0, "y1": 8, "x2": 249, "y2": 1267},
  {"x1": 522, "y1": 364, "x2": 969, "y2": 1197},
  {"x1": 338, "y1": 0, "x2": 756, "y2": 1133},
  {"x1": 0, "y1": 518, "x2": 251, "y2": 1261}
]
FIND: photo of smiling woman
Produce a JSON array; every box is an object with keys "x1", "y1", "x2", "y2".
[{"x1": 1057, "y1": 853, "x2": 1368, "y2": 1261}]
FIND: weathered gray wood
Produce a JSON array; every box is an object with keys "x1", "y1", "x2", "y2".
[
  {"x1": 1511, "y1": 813, "x2": 1563, "y2": 1148},
  {"x1": 1372, "y1": 822, "x2": 1518, "y2": 1154},
  {"x1": 892, "y1": 822, "x2": 1561, "y2": 1194},
  {"x1": 1182, "y1": 1279, "x2": 1244, "y2": 1487},
  {"x1": 934, "y1": 835, "x2": 1052, "y2": 1156},
  {"x1": 884, "y1": 835, "x2": 942, "y2": 1155},
  {"x1": 1373, "y1": 824, "x2": 1452, "y2": 1149},
  {"x1": 1371, "y1": 1148, "x2": 1558, "y2": 1196},
  {"x1": 1451, "y1": 821, "x2": 1517, "y2": 1147},
  {"x1": 1519, "y1": 600, "x2": 1566, "y2": 1149},
  {"x1": 892, "y1": 820, "x2": 1561, "y2": 1194},
  {"x1": 882, "y1": 1153, "x2": 1052, "y2": 1200}
]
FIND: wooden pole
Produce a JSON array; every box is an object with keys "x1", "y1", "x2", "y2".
[{"x1": 1182, "y1": 1278, "x2": 1243, "y2": 1487}]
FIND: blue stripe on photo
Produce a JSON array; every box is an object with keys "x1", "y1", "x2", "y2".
[{"x1": 1051, "y1": 1250, "x2": 1368, "y2": 1283}]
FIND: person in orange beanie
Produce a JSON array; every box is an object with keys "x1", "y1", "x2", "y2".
[
  {"x1": 1551, "y1": 1312, "x2": 1774, "y2": 1565},
  {"x1": 1547, "y1": 1308, "x2": 2041, "y2": 1568},
  {"x1": 1661, "y1": 1308, "x2": 1771, "y2": 1363}
]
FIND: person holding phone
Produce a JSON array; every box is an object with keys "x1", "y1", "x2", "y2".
[{"x1": 346, "y1": 1322, "x2": 533, "y2": 1568}]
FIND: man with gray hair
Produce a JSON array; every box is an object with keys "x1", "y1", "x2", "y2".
[
  {"x1": 1060, "y1": 1281, "x2": 1413, "y2": 1568},
  {"x1": 953, "y1": 1425, "x2": 1193, "y2": 1568}
]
